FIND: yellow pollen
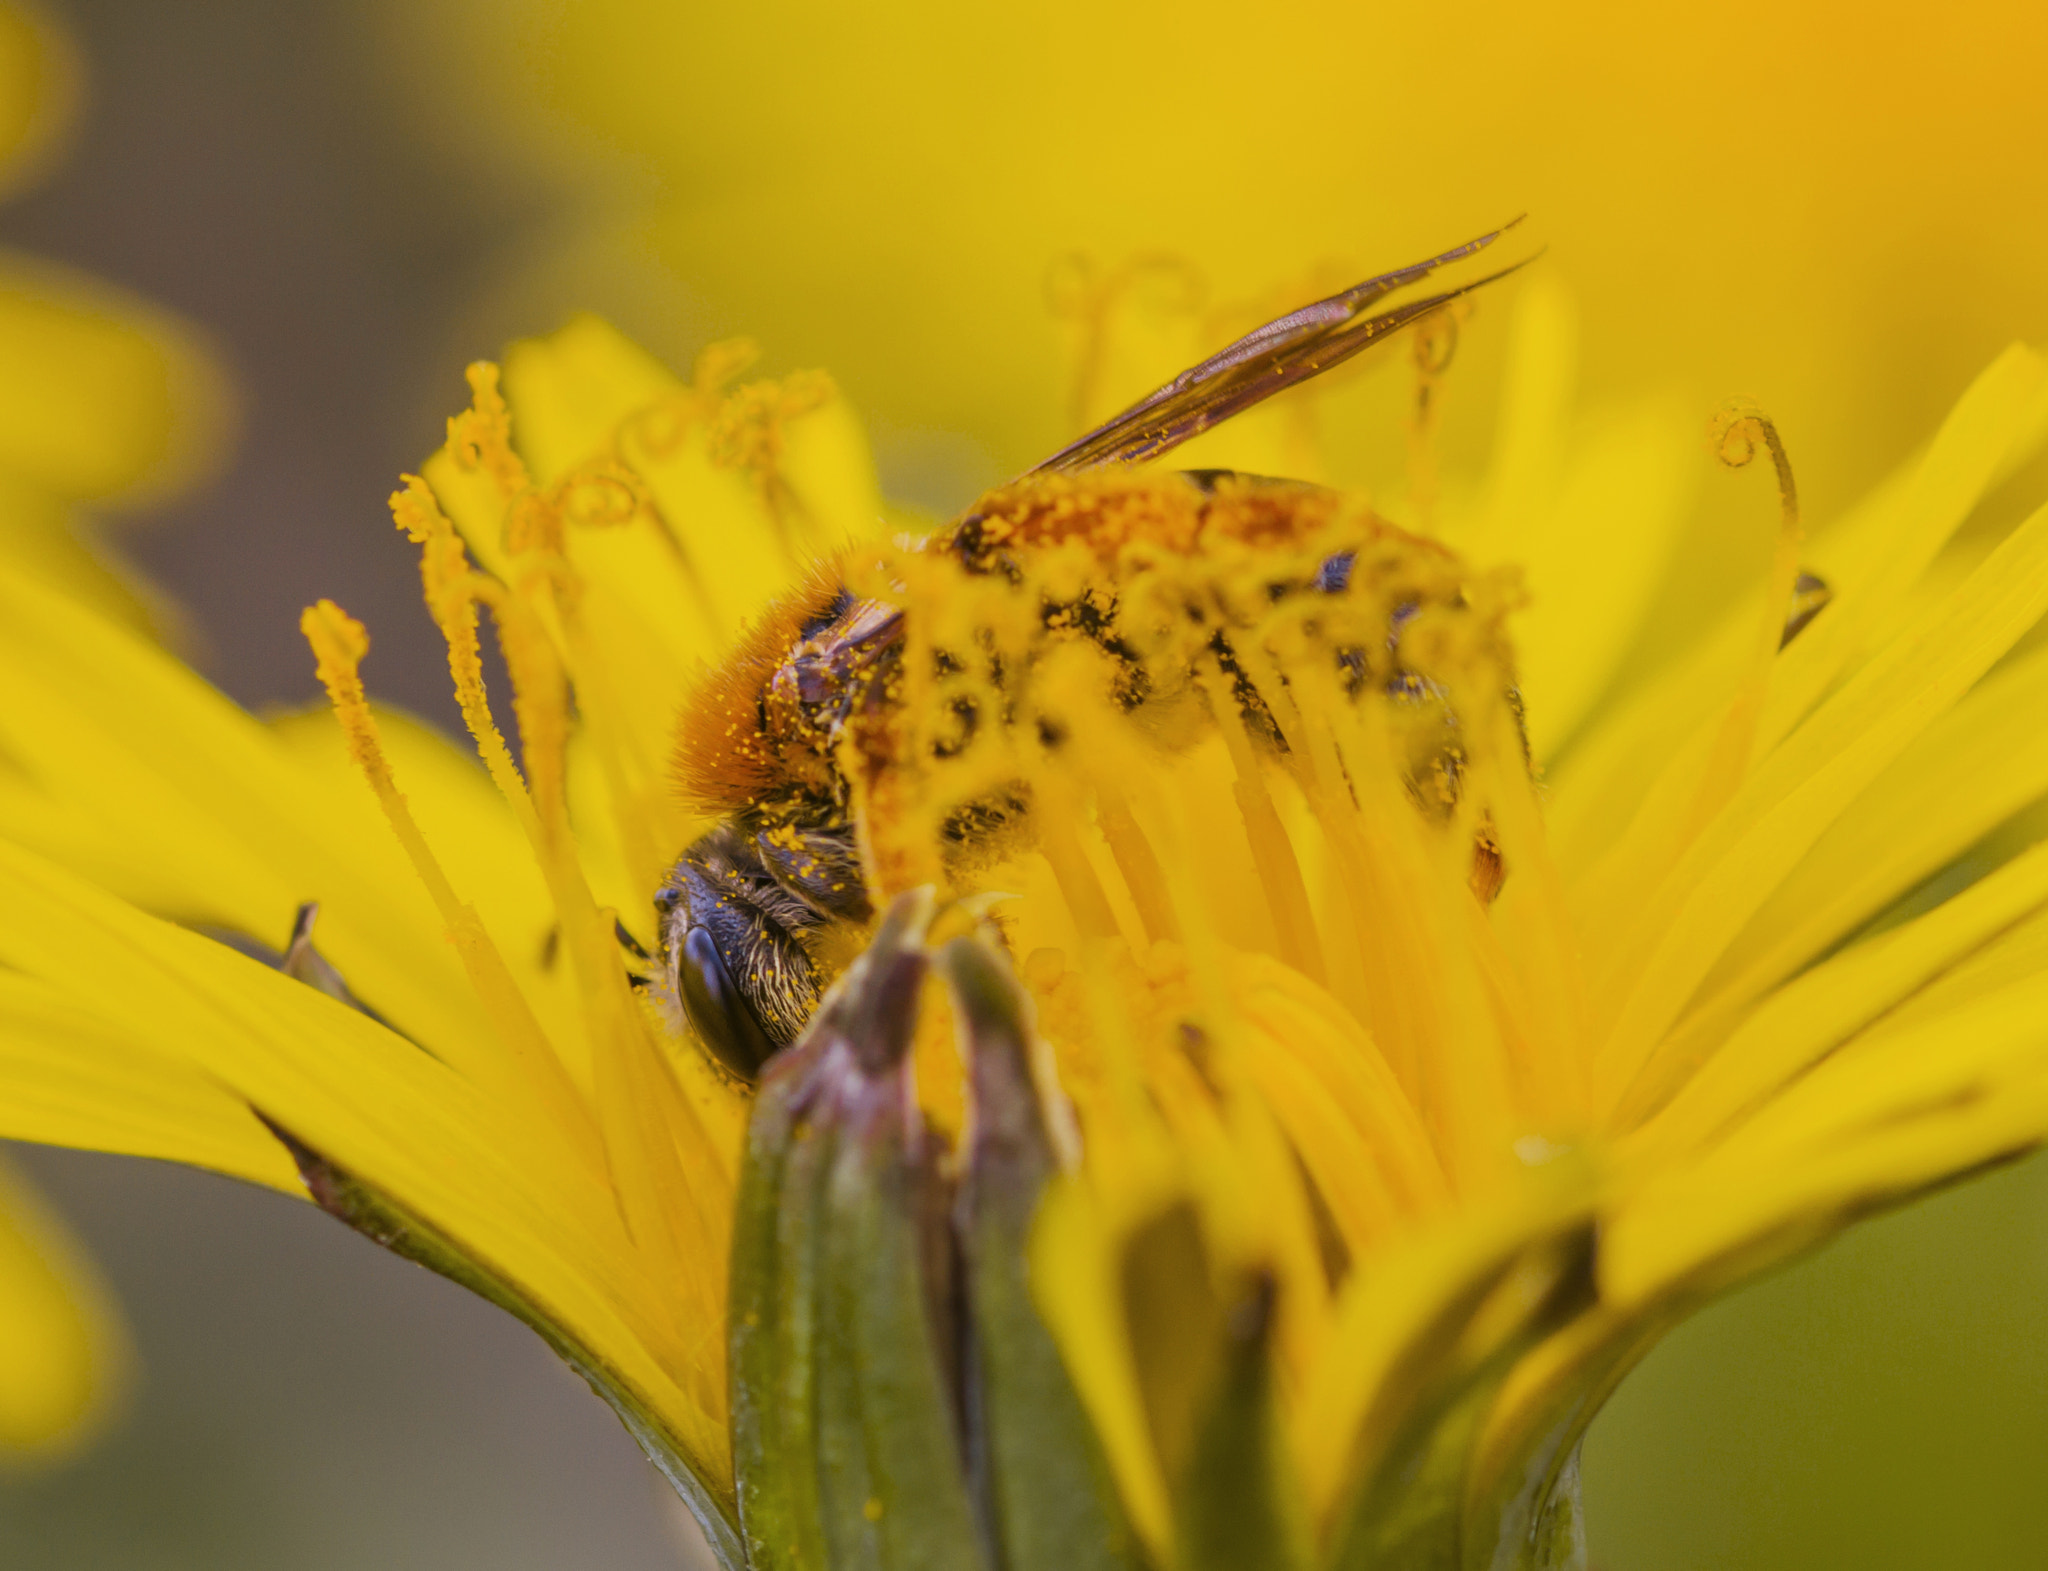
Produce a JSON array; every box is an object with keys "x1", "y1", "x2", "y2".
[
  {"x1": 445, "y1": 361, "x2": 526, "y2": 500},
  {"x1": 390, "y1": 475, "x2": 535, "y2": 824}
]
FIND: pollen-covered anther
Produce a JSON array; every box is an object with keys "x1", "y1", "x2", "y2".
[
  {"x1": 445, "y1": 361, "x2": 527, "y2": 499},
  {"x1": 297, "y1": 598, "x2": 471, "y2": 921},
  {"x1": 300, "y1": 599, "x2": 380, "y2": 782}
]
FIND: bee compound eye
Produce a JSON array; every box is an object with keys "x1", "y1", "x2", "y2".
[{"x1": 677, "y1": 924, "x2": 779, "y2": 1082}]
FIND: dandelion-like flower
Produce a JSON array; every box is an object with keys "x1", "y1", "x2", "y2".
[{"x1": 3, "y1": 226, "x2": 2048, "y2": 1570}]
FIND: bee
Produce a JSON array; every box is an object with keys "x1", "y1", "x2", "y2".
[{"x1": 655, "y1": 224, "x2": 1532, "y2": 1083}]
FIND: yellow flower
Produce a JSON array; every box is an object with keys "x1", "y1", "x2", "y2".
[
  {"x1": 0, "y1": 0, "x2": 233, "y2": 1463},
  {"x1": 2, "y1": 228, "x2": 2048, "y2": 1570}
]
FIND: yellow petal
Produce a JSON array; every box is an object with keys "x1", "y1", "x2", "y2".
[
  {"x1": 1594, "y1": 496, "x2": 2048, "y2": 1100},
  {"x1": 1608, "y1": 1057, "x2": 2048, "y2": 1309},
  {"x1": 1624, "y1": 840, "x2": 2048, "y2": 1154},
  {"x1": 0, "y1": 250, "x2": 230, "y2": 503},
  {"x1": 0, "y1": 970, "x2": 299, "y2": 1189},
  {"x1": 1512, "y1": 400, "x2": 1694, "y2": 763},
  {"x1": 1610, "y1": 933, "x2": 2048, "y2": 1304},
  {"x1": 1749, "y1": 343, "x2": 2048, "y2": 760},
  {"x1": 0, "y1": 564, "x2": 513, "y2": 1077},
  {"x1": 499, "y1": 312, "x2": 680, "y2": 484},
  {"x1": 1551, "y1": 344, "x2": 2048, "y2": 878},
  {"x1": 0, "y1": 2, "x2": 76, "y2": 197},
  {"x1": 0, "y1": 478, "x2": 182, "y2": 637},
  {"x1": 1029, "y1": 1174, "x2": 1175, "y2": 1560},
  {"x1": 1697, "y1": 638, "x2": 2048, "y2": 1021},
  {"x1": 426, "y1": 316, "x2": 884, "y2": 778},
  {"x1": 0, "y1": 834, "x2": 729, "y2": 1486},
  {"x1": 1295, "y1": 1161, "x2": 1595, "y2": 1522},
  {"x1": 0, "y1": 1152, "x2": 126, "y2": 1461},
  {"x1": 1464, "y1": 279, "x2": 1694, "y2": 761}
]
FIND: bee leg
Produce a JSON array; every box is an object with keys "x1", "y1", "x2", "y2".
[
  {"x1": 753, "y1": 824, "x2": 874, "y2": 924},
  {"x1": 281, "y1": 902, "x2": 360, "y2": 1007}
]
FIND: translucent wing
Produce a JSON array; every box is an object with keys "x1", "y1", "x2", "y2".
[{"x1": 1028, "y1": 220, "x2": 1533, "y2": 476}]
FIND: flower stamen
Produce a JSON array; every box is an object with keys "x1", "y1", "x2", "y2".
[
  {"x1": 299, "y1": 599, "x2": 606, "y2": 1172},
  {"x1": 1407, "y1": 305, "x2": 1461, "y2": 530},
  {"x1": 391, "y1": 417, "x2": 744, "y2": 1319},
  {"x1": 1682, "y1": 400, "x2": 1806, "y2": 840}
]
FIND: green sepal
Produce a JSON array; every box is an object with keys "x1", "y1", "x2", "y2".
[
  {"x1": 1521, "y1": 1444, "x2": 1586, "y2": 1571},
  {"x1": 730, "y1": 1053, "x2": 835, "y2": 1571},
  {"x1": 818, "y1": 1084, "x2": 985, "y2": 1571},
  {"x1": 1171, "y1": 1275, "x2": 1312, "y2": 1571},
  {"x1": 1323, "y1": 1225, "x2": 1596, "y2": 1571},
  {"x1": 259, "y1": 1115, "x2": 748, "y2": 1571},
  {"x1": 1337, "y1": 1372, "x2": 1506, "y2": 1571},
  {"x1": 731, "y1": 890, "x2": 988, "y2": 1571},
  {"x1": 939, "y1": 936, "x2": 1147, "y2": 1571}
]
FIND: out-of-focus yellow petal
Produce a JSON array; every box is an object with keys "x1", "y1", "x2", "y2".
[
  {"x1": 1296, "y1": 1163, "x2": 1594, "y2": 1522},
  {"x1": 1028, "y1": 1175, "x2": 1174, "y2": 1560},
  {"x1": 0, "y1": 9, "x2": 224, "y2": 650},
  {"x1": 0, "y1": 1152, "x2": 126, "y2": 1462},
  {"x1": 499, "y1": 312, "x2": 680, "y2": 485},
  {"x1": 0, "y1": 2, "x2": 76, "y2": 198},
  {"x1": 0, "y1": 474, "x2": 181, "y2": 636},
  {"x1": 0, "y1": 251, "x2": 230, "y2": 504},
  {"x1": 1456, "y1": 280, "x2": 1695, "y2": 761}
]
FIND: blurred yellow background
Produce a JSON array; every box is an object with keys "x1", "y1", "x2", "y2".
[
  {"x1": 383, "y1": 0, "x2": 2048, "y2": 525},
  {"x1": 3, "y1": 0, "x2": 2048, "y2": 1565}
]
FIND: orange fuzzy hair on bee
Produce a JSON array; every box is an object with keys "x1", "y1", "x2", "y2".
[{"x1": 673, "y1": 556, "x2": 850, "y2": 815}]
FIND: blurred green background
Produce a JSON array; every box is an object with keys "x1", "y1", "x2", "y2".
[{"x1": 3, "y1": 0, "x2": 2048, "y2": 1565}]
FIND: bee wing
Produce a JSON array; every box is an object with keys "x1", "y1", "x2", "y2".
[{"x1": 1028, "y1": 220, "x2": 1534, "y2": 476}]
